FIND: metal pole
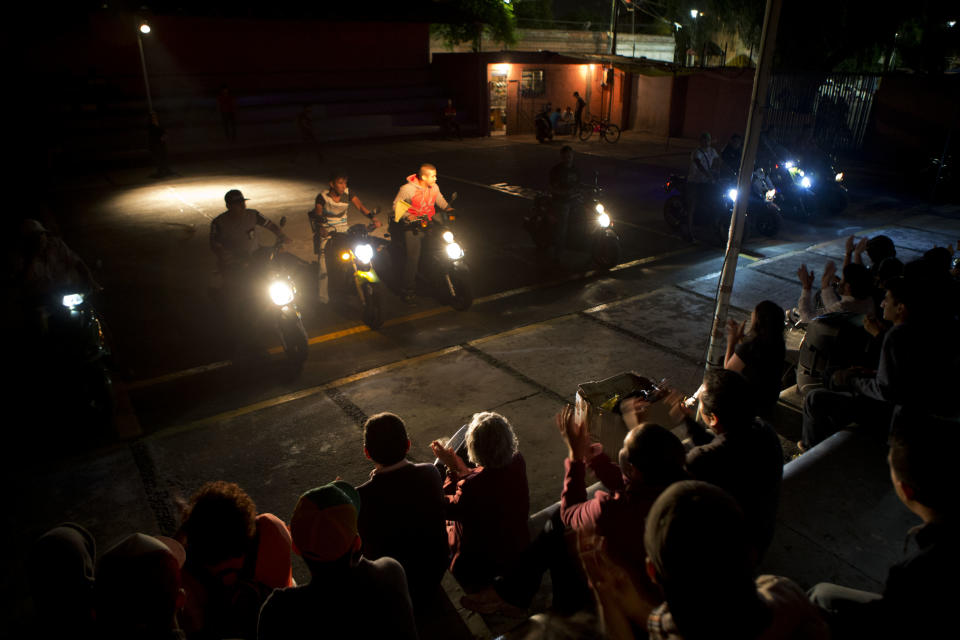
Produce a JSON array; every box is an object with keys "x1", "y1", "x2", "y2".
[
  {"x1": 703, "y1": 0, "x2": 783, "y2": 372},
  {"x1": 137, "y1": 31, "x2": 153, "y2": 114}
]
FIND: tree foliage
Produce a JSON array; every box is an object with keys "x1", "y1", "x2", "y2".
[{"x1": 431, "y1": 0, "x2": 518, "y2": 51}]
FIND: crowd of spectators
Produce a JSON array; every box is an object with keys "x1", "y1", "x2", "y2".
[{"x1": 26, "y1": 233, "x2": 959, "y2": 639}]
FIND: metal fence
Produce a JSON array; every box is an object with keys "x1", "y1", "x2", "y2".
[{"x1": 765, "y1": 73, "x2": 882, "y2": 153}]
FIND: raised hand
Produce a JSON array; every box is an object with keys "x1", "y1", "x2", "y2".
[
  {"x1": 821, "y1": 260, "x2": 837, "y2": 290},
  {"x1": 797, "y1": 264, "x2": 814, "y2": 290},
  {"x1": 430, "y1": 439, "x2": 469, "y2": 476},
  {"x1": 726, "y1": 317, "x2": 745, "y2": 345},
  {"x1": 557, "y1": 403, "x2": 592, "y2": 462}
]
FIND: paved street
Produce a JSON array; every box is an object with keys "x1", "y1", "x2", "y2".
[{"x1": 6, "y1": 131, "x2": 960, "y2": 637}]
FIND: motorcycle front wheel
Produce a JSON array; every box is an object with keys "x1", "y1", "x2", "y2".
[
  {"x1": 279, "y1": 311, "x2": 309, "y2": 369},
  {"x1": 361, "y1": 281, "x2": 384, "y2": 330},
  {"x1": 754, "y1": 205, "x2": 782, "y2": 237},
  {"x1": 592, "y1": 231, "x2": 621, "y2": 270},
  {"x1": 663, "y1": 195, "x2": 685, "y2": 230},
  {"x1": 444, "y1": 269, "x2": 473, "y2": 311}
]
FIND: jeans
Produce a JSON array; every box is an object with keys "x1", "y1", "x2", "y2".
[
  {"x1": 402, "y1": 226, "x2": 424, "y2": 294},
  {"x1": 808, "y1": 582, "x2": 882, "y2": 639},
  {"x1": 801, "y1": 389, "x2": 893, "y2": 449}
]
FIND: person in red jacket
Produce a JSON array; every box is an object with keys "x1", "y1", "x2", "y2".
[
  {"x1": 392, "y1": 163, "x2": 452, "y2": 304},
  {"x1": 431, "y1": 411, "x2": 530, "y2": 592}
]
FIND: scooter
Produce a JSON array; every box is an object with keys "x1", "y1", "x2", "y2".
[
  {"x1": 389, "y1": 193, "x2": 473, "y2": 311},
  {"x1": 524, "y1": 174, "x2": 621, "y2": 269},
  {"x1": 662, "y1": 174, "x2": 782, "y2": 241},
  {"x1": 534, "y1": 104, "x2": 554, "y2": 143},
  {"x1": 264, "y1": 217, "x2": 309, "y2": 368}
]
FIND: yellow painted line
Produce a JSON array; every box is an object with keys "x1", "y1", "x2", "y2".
[
  {"x1": 739, "y1": 252, "x2": 761, "y2": 262},
  {"x1": 126, "y1": 360, "x2": 234, "y2": 390}
]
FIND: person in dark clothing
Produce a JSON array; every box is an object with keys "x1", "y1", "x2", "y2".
[
  {"x1": 296, "y1": 104, "x2": 322, "y2": 166},
  {"x1": 356, "y1": 412, "x2": 449, "y2": 613},
  {"x1": 675, "y1": 369, "x2": 783, "y2": 558},
  {"x1": 547, "y1": 145, "x2": 581, "y2": 255},
  {"x1": 725, "y1": 300, "x2": 787, "y2": 418},
  {"x1": 720, "y1": 133, "x2": 744, "y2": 174},
  {"x1": 800, "y1": 274, "x2": 960, "y2": 450},
  {"x1": 808, "y1": 414, "x2": 960, "y2": 639},
  {"x1": 258, "y1": 482, "x2": 418, "y2": 640},
  {"x1": 29, "y1": 523, "x2": 97, "y2": 640},
  {"x1": 573, "y1": 91, "x2": 586, "y2": 134},
  {"x1": 147, "y1": 112, "x2": 174, "y2": 178},
  {"x1": 217, "y1": 85, "x2": 237, "y2": 142}
]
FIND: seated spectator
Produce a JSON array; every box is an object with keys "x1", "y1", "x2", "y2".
[
  {"x1": 808, "y1": 414, "x2": 959, "y2": 638},
  {"x1": 795, "y1": 260, "x2": 874, "y2": 323},
  {"x1": 29, "y1": 523, "x2": 96, "y2": 640},
  {"x1": 176, "y1": 481, "x2": 294, "y2": 640},
  {"x1": 669, "y1": 369, "x2": 783, "y2": 558},
  {"x1": 644, "y1": 481, "x2": 830, "y2": 640},
  {"x1": 870, "y1": 256, "x2": 904, "y2": 319},
  {"x1": 430, "y1": 411, "x2": 530, "y2": 592},
  {"x1": 548, "y1": 107, "x2": 561, "y2": 133},
  {"x1": 725, "y1": 300, "x2": 787, "y2": 417},
  {"x1": 95, "y1": 532, "x2": 187, "y2": 640},
  {"x1": 844, "y1": 234, "x2": 896, "y2": 276},
  {"x1": 356, "y1": 412, "x2": 449, "y2": 612},
  {"x1": 258, "y1": 482, "x2": 418, "y2": 639},
  {"x1": 463, "y1": 409, "x2": 688, "y2": 617},
  {"x1": 801, "y1": 273, "x2": 960, "y2": 450}
]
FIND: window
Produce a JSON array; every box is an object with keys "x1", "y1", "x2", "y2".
[{"x1": 520, "y1": 69, "x2": 545, "y2": 97}]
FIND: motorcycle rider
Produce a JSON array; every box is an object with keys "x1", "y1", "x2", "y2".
[
  {"x1": 310, "y1": 172, "x2": 380, "y2": 304},
  {"x1": 392, "y1": 163, "x2": 451, "y2": 305},
  {"x1": 548, "y1": 145, "x2": 580, "y2": 257},
  {"x1": 210, "y1": 190, "x2": 290, "y2": 279},
  {"x1": 684, "y1": 132, "x2": 721, "y2": 242}
]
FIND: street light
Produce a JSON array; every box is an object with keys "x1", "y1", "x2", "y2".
[
  {"x1": 136, "y1": 19, "x2": 154, "y2": 113},
  {"x1": 690, "y1": 8, "x2": 698, "y2": 19}
]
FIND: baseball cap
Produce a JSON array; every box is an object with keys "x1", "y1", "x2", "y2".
[
  {"x1": 290, "y1": 481, "x2": 361, "y2": 562},
  {"x1": 95, "y1": 533, "x2": 186, "y2": 621},
  {"x1": 224, "y1": 189, "x2": 249, "y2": 205}
]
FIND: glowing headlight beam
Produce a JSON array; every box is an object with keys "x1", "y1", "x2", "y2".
[
  {"x1": 62, "y1": 293, "x2": 84, "y2": 308},
  {"x1": 445, "y1": 242, "x2": 465, "y2": 260},
  {"x1": 354, "y1": 243, "x2": 374, "y2": 264},
  {"x1": 442, "y1": 230, "x2": 454, "y2": 244},
  {"x1": 835, "y1": 172, "x2": 844, "y2": 182},
  {"x1": 595, "y1": 203, "x2": 605, "y2": 214},
  {"x1": 269, "y1": 280, "x2": 295, "y2": 306},
  {"x1": 800, "y1": 176, "x2": 812, "y2": 189},
  {"x1": 727, "y1": 188, "x2": 738, "y2": 202},
  {"x1": 765, "y1": 189, "x2": 776, "y2": 201},
  {"x1": 784, "y1": 160, "x2": 795, "y2": 169},
  {"x1": 597, "y1": 212, "x2": 611, "y2": 228}
]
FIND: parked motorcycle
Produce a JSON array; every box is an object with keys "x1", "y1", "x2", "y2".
[
  {"x1": 662, "y1": 174, "x2": 782, "y2": 242},
  {"x1": 265, "y1": 218, "x2": 309, "y2": 368},
  {"x1": 524, "y1": 174, "x2": 621, "y2": 269},
  {"x1": 389, "y1": 193, "x2": 473, "y2": 311},
  {"x1": 534, "y1": 104, "x2": 554, "y2": 143}
]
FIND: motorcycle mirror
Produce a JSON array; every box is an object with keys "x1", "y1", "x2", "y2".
[{"x1": 279, "y1": 216, "x2": 287, "y2": 227}]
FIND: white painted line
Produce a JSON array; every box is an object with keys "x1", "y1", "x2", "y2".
[{"x1": 165, "y1": 186, "x2": 213, "y2": 220}]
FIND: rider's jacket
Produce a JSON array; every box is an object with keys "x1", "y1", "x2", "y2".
[{"x1": 393, "y1": 174, "x2": 449, "y2": 222}]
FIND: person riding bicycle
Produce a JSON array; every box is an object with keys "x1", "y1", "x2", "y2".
[
  {"x1": 392, "y1": 163, "x2": 451, "y2": 305},
  {"x1": 309, "y1": 171, "x2": 380, "y2": 304},
  {"x1": 548, "y1": 145, "x2": 581, "y2": 256}
]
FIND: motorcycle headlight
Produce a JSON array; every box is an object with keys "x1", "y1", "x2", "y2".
[
  {"x1": 765, "y1": 189, "x2": 776, "y2": 202},
  {"x1": 800, "y1": 176, "x2": 812, "y2": 189},
  {"x1": 445, "y1": 242, "x2": 465, "y2": 260},
  {"x1": 340, "y1": 251, "x2": 352, "y2": 262},
  {"x1": 354, "y1": 243, "x2": 374, "y2": 264},
  {"x1": 269, "y1": 280, "x2": 295, "y2": 306},
  {"x1": 442, "y1": 230, "x2": 454, "y2": 244},
  {"x1": 62, "y1": 293, "x2": 84, "y2": 309},
  {"x1": 595, "y1": 203, "x2": 605, "y2": 214},
  {"x1": 597, "y1": 212, "x2": 611, "y2": 228},
  {"x1": 784, "y1": 160, "x2": 795, "y2": 169},
  {"x1": 727, "y1": 188, "x2": 738, "y2": 202},
  {"x1": 835, "y1": 172, "x2": 844, "y2": 182}
]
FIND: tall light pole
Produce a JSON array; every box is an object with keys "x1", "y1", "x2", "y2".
[
  {"x1": 136, "y1": 20, "x2": 154, "y2": 113},
  {"x1": 689, "y1": 9, "x2": 699, "y2": 67}
]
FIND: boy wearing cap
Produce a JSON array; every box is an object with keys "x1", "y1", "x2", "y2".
[
  {"x1": 257, "y1": 482, "x2": 418, "y2": 640},
  {"x1": 210, "y1": 189, "x2": 290, "y2": 273}
]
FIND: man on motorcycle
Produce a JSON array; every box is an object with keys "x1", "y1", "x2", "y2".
[
  {"x1": 548, "y1": 145, "x2": 580, "y2": 256},
  {"x1": 685, "y1": 132, "x2": 720, "y2": 242},
  {"x1": 310, "y1": 172, "x2": 380, "y2": 304},
  {"x1": 210, "y1": 190, "x2": 290, "y2": 276},
  {"x1": 392, "y1": 163, "x2": 451, "y2": 305}
]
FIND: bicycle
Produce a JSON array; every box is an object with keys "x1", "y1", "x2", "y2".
[{"x1": 578, "y1": 117, "x2": 621, "y2": 143}]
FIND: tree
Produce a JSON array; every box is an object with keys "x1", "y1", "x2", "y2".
[{"x1": 432, "y1": 0, "x2": 518, "y2": 51}]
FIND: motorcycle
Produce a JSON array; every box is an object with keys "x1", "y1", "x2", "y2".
[
  {"x1": 764, "y1": 158, "x2": 823, "y2": 219},
  {"x1": 802, "y1": 151, "x2": 849, "y2": 214},
  {"x1": 662, "y1": 174, "x2": 782, "y2": 242},
  {"x1": 335, "y1": 222, "x2": 386, "y2": 329},
  {"x1": 534, "y1": 104, "x2": 554, "y2": 143},
  {"x1": 524, "y1": 174, "x2": 621, "y2": 270},
  {"x1": 389, "y1": 193, "x2": 473, "y2": 311},
  {"x1": 264, "y1": 217, "x2": 309, "y2": 368}
]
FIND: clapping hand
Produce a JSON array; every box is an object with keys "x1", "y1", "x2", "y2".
[
  {"x1": 557, "y1": 403, "x2": 593, "y2": 462},
  {"x1": 577, "y1": 531, "x2": 654, "y2": 638},
  {"x1": 821, "y1": 260, "x2": 838, "y2": 291},
  {"x1": 726, "y1": 317, "x2": 745, "y2": 346},
  {"x1": 797, "y1": 264, "x2": 814, "y2": 290},
  {"x1": 430, "y1": 439, "x2": 469, "y2": 476}
]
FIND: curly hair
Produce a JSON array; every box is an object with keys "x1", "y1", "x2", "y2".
[
  {"x1": 465, "y1": 411, "x2": 519, "y2": 469},
  {"x1": 179, "y1": 481, "x2": 257, "y2": 567}
]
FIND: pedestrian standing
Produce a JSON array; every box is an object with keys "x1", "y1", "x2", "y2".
[
  {"x1": 297, "y1": 104, "x2": 323, "y2": 166},
  {"x1": 147, "y1": 112, "x2": 174, "y2": 178},
  {"x1": 217, "y1": 84, "x2": 237, "y2": 142},
  {"x1": 573, "y1": 91, "x2": 586, "y2": 135}
]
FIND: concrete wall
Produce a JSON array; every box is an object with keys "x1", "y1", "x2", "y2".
[
  {"x1": 675, "y1": 70, "x2": 753, "y2": 143},
  {"x1": 629, "y1": 74, "x2": 674, "y2": 136},
  {"x1": 431, "y1": 29, "x2": 675, "y2": 63}
]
